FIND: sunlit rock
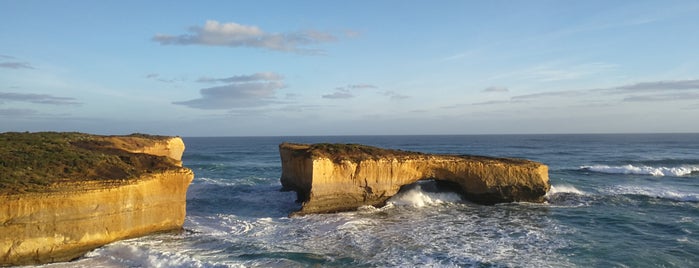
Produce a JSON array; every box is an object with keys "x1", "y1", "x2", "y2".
[
  {"x1": 280, "y1": 143, "x2": 549, "y2": 215},
  {"x1": 0, "y1": 133, "x2": 194, "y2": 266}
]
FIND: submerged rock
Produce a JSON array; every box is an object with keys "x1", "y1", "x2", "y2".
[
  {"x1": 279, "y1": 143, "x2": 549, "y2": 215},
  {"x1": 0, "y1": 132, "x2": 193, "y2": 266}
]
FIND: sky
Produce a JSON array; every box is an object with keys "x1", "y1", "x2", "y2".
[{"x1": 2, "y1": 0, "x2": 699, "y2": 136}]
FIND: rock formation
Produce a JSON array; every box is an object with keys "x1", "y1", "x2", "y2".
[
  {"x1": 0, "y1": 132, "x2": 194, "y2": 266},
  {"x1": 280, "y1": 143, "x2": 549, "y2": 215}
]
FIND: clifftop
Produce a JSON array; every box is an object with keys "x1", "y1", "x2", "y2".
[
  {"x1": 0, "y1": 132, "x2": 183, "y2": 195},
  {"x1": 282, "y1": 142, "x2": 532, "y2": 165}
]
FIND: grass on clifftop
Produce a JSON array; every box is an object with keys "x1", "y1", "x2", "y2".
[
  {"x1": 0, "y1": 132, "x2": 178, "y2": 195},
  {"x1": 307, "y1": 143, "x2": 421, "y2": 162}
]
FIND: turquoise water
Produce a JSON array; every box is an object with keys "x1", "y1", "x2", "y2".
[{"x1": 45, "y1": 134, "x2": 699, "y2": 267}]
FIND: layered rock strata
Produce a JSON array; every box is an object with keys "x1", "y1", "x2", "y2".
[
  {"x1": 0, "y1": 133, "x2": 193, "y2": 266},
  {"x1": 280, "y1": 143, "x2": 549, "y2": 215}
]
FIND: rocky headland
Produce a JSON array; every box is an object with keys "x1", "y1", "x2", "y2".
[
  {"x1": 0, "y1": 132, "x2": 194, "y2": 266},
  {"x1": 280, "y1": 143, "x2": 550, "y2": 215}
]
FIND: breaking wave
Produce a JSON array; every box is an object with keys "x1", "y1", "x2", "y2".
[
  {"x1": 386, "y1": 185, "x2": 463, "y2": 207},
  {"x1": 605, "y1": 185, "x2": 699, "y2": 202},
  {"x1": 580, "y1": 165, "x2": 699, "y2": 177}
]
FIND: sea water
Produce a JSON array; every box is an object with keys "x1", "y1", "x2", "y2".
[{"x1": 39, "y1": 134, "x2": 699, "y2": 267}]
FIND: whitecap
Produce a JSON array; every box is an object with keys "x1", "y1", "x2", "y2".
[
  {"x1": 386, "y1": 185, "x2": 462, "y2": 207},
  {"x1": 547, "y1": 185, "x2": 586, "y2": 196},
  {"x1": 580, "y1": 164, "x2": 699, "y2": 176},
  {"x1": 605, "y1": 185, "x2": 699, "y2": 202}
]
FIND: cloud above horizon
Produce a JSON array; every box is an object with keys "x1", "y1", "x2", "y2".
[
  {"x1": 383, "y1": 90, "x2": 410, "y2": 100},
  {"x1": 153, "y1": 20, "x2": 337, "y2": 54},
  {"x1": 0, "y1": 62, "x2": 35, "y2": 69},
  {"x1": 197, "y1": 72, "x2": 283, "y2": 83},
  {"x1": 322, "y1": 84, "x2": 378, "y2": 99},
  {"x1": 475, "y1": 79, "x2": 699, "y2": 106},
  {"x1": 482, "y1": 86, "x2": 509, "y2": 93},
  {"x1": 0, "y1": 92, "x2": 81, "y2": 105},
  {"x1": 173, "y1": 72, "x2": 285, "y2": 109}
]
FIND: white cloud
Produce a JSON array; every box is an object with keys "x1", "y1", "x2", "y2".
[{"x1": 153, "y1": 20, "x2": 337, "y2": 54}]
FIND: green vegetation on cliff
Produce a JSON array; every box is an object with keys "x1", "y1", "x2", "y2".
[{"x1": 0, "y1": 132, "x2": 178, "y2": 194}]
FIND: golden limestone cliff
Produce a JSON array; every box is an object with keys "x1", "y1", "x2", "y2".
[
  {"x1": 280, "y1": 143, "x2": 550, "y2": 215},
  {"x1": 0, "y1": 132, "x2": 194, "y2": 266}
]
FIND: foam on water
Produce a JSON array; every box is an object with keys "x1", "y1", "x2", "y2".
[
  {"x1": 386, "y1": 185, "x2": 463, "y2": 207},
  {"x1": 605, "y1": 185, "x2": 699, "y2": 202},
  {"x1": 42, "y1": 240, "x2": 231, "y2": 268},
  {"x1": 581, "y1": 164, "x2": 699, "y2": 176},
  {"x1": 547, "y1": 184, "x2": 586, "y2": 196},
  {"x1": 545, "y1": 184, "x2": 592, "y2": 207}
]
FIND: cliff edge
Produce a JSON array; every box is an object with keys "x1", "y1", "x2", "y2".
[
  {"x1": 0, "y1": 132, "x2": 194, "y2": 266},
  {"x1": 280, "y1": 143, "x2": 549, "y2": 215}
]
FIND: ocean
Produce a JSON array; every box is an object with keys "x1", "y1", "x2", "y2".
[{"x1": 41, "y1": 134, "x2": 698, "y2": 267}]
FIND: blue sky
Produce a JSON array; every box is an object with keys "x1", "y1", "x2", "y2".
[{"x1": 2, "y1": 0, "x2": 699, "y2": 136}]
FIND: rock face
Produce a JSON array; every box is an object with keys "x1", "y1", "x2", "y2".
[
  {"x1": 0, "y1": 133, "x2": 193, "y2": 266},
  {"x1": 280, "y1": 143, "x2": 549, "y2": 215}
]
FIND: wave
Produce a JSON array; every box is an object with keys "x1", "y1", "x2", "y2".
[
  {"x1": 547, "y1": 185, "x2": 586, "y2": 196},
  {"x1": 605, "y1": 186, "x2": 699, "y2": 202},
  {"x1": 545, "y1": 185, "x2": 591, "y2": 207},
  {"x1": 386, "y1": 185, "x2": 462, "y2": 207},
  {"x1": 580, "y1": 164, "x2": 699, "y2": 176}
]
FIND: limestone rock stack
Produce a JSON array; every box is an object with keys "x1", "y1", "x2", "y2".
[{"x1": 280, "y1": 143, "x2": 549, "y2": 215}]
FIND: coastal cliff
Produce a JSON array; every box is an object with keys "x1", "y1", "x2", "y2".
[
  {"x1": 280, "y1": 143, "x2": 549, "y2": 215},
  {"x1": 0, "y1": 132, "x2": 194, "y2": 266}
]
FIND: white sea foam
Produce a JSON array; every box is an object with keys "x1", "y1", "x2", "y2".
[
  {"x1": 606, "y1": 185, "x2": 699, "y2": 202},
  {"x1": 386, "y1": 185, "x2": 462, "y2": 207},
  {"x1": 581, "y1": 164, "x2": 699, "y2": 176},
  {"x1": 547, "y1": 185, "x2": 586, "y2": 196},
  {"x1": 41, "y1": 241, "x2": 230, "y2": 268}
]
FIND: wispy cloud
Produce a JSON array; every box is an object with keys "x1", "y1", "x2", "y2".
[
  {"x1": 489, "y1": 62, "x2": 617, "y2": 82},
  {"x1": 322, "y1": 89, "x2": 354, "y2": 99},
  {"x1": 197, "y1": 72, "x2": 283, "y2": 83},
  {"x1": 347, "y1": 84, "x2": 377, "y2": 89},
  {"x1": 383, "y1": 90, "x2": 410, "y2": 100},
  {"x1": 322, "y1": 83, "x2": 378, "y2": 100},
  {"x1": 0, "y1": 92, "x2": 81, "y2": 105},
  {"x1": 476, "y1": 79, "x2": 699, "y2": 106},
  {"x1": 0, "y1": 54, "x2": 36, "y2": 70},
  {"x1": 604, "y1": 79, "x2": 699, "y2": 92},
  {"x1": 0, "y1": 62, "x2": 35, "y2": 70},
  {"x1": 174, "y1": 72, "x2": 286, "y2": 109},
  {"x1": 482, "y1": 86, "x2": 509, "y2": 93},
  {"x1": 153, "y1": 20, "x2": 337, "y2": 54},
  {"x1": 145, "y1": 73, "x2": 185, "y2": 83},
  {"x1": 623, "y1": 92, "x2": 699, "y2": 102},
  {"x1": 511, "y1": 90, "x2": 584, "y2": 100}
]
